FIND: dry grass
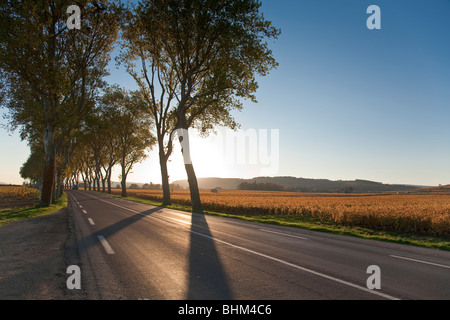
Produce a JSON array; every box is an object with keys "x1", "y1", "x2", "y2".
[{"x1": 113, "y1": 189, "x2": 450, "y2": 237}]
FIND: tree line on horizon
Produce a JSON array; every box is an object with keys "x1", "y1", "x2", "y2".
[
  {"x1": 0, "y1": 0, "x2": 280, "y2": 209},
  {"x1": 238, "y1": 181, "x2": 354, "y2": 193}
]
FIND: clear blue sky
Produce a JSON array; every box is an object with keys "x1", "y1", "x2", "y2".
[{"x1": 1, "y1": 0, "x2": 449, "y2": 186}]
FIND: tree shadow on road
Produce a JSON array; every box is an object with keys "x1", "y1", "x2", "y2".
[
  {"x1": 96, "y1": 207, "x2": 163, "y2": 240},
  {"x1": 67, "y1": 191, "x2": 233, "y2": 299},
  {"x1": 187, "y1": 213, "x2": 233, "y2": 299},
  {"x1": 65, "y1": 198, "x2": 164, "y2": 299}
]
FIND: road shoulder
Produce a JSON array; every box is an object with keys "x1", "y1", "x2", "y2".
[{"x1": 0, "y1": 208, "x2": 71, "y2": 300}]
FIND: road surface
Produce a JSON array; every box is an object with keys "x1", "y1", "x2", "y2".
[{"x1": 66, "y1": 189, "x2": 450, "y2": 300}]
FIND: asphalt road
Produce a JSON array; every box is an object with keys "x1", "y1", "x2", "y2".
[{"x1": 66, "y1": 189, "x2": 450, "y2": 300}]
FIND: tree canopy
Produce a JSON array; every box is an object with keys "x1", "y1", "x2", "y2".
[
  {"x1": 120, "y1": 0, "x2": 280, "y2": 210},
  {"x1": 0, "y1": 1, "x2": 122, "y2": 205},
  {"x1": 1, "y1": 0, "x2": 279, "y2": 210}
]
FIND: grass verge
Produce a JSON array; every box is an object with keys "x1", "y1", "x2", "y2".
[
  {"x1": 107, "y1": 193, "x2": 450, "y2": 251},
  {"x1": 0, "y1": 192, "x2": 68, "y2": 227}
]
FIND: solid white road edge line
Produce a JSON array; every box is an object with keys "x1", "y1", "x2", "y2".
[
  {"x1": 389, "y1": 255, "x2": 450, "y2": 269},
  {"x1": 259, "y1": 228, "x2": 309, "y2": 240}
]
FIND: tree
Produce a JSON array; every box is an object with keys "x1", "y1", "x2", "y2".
[
  {"x1": 70, "y1": 135, "x2": 96, "y2": 191},
  {"x1": 20, "y1": 145, "x2": 45, "y2": 188},
  {"x1": 83, "y1": 113, "x2": 108, "y2": 191},
  {"x1": 121, "y1": 0, "x2": 279, "y2": 210},
  {"x1": 99, "y1": 109, "x2": 122, "y2": 194},
  {"x1": 132, "y1": 0, "x2": 280, "y2": 210},
  {"x1": 108, "y1": 87, "x2": 156, "y2": 197},
  {"x1": 0, "y1": 1, "x2": 121, "y2": 206},
  {"x1": 119, "y1": 7, "x2": 178, "y2": 205},
  {"x1": 97, "y1": 86, "x2": 129, "y2": 194},
  {"x1": 66, "y1": 86, "x2": 156, "y2": 197}
]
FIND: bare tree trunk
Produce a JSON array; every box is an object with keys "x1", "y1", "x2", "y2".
[
  {"x1": 160, "y1": 156, "x2": 171, "y2": 206},
  {"x1": 158, "y1": 138, "x2": 171, "y2": 206},
  {"x1": 121, "y1": 156, "x2": 127, "y2": 197},
  {"x1": 185, "y1": 163, "x2": 203, "y2": 211},
  {"x1": 56, "y1": 176, "x2": 64, "y2": 199},
  {"x1": 178, "y1": 128, "x2": 203, "y2": 211},
  {"x1": 96, "y1": 170, "x2": 102, "y2": 192},
  {"x1": 101, "y1": 171, "x2": 106, "y2": 193},
  {"x1": 52, "y1": 170, "x2": 57, "y2": 203},
  {"x1": 107, "y1": 166, "x2": 112, "y2": 194},
  {"x1": 40, "y1": 123, "x2": 56, "y2": 207}
]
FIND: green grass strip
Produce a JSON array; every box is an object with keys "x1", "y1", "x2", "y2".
[{"x1": 0, "y1": 193, "x2": 68, "y2": 227}]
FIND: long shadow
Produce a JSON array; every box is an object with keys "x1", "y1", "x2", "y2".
[
  {"x1": 68, "y1": 190, "x2": 233, "y2": 299},
  {"x1": 187, "y1": 212, "x2": 233, "y2": 299},
  {"x1": 65, "y1": 190, "x2": 163, "y2": 260},
  {"x1": 64, "y1": 193, "x2": 165, "y2": 298},
  {"x1": 67, "y1": 193, "x2": 163, "y2": 257},
  {"x1": 95, "y1": 206, "x2": 162, "y2": 240}
]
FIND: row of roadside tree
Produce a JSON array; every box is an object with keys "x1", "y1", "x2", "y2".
[{"x1": 0, "y1": 0, "x2": 279, "y2": 210}]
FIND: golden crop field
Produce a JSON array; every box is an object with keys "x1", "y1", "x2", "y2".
[
  {"x1": 0, "y1": 185, "x2": 40, "y2": 202},
  {"x1": 113, "y1": 189, "x2": 450, "y2": 236}
]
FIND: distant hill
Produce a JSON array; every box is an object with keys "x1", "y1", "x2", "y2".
[
  {"x1": 413, "y1": 185, "x2": 450, "y2": 194},
  {"x1": 172, "y1": 178, "x2": 244, "y2": 190},
  {"x1": 172, "y1": 176, "x2": 425, "y2": 193}
]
